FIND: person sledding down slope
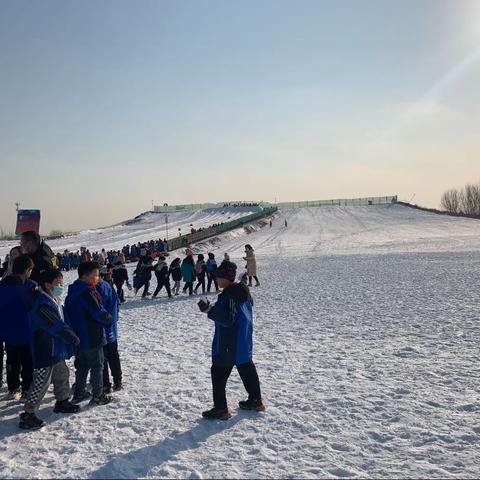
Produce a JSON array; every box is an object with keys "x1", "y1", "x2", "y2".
[{"x1": 198, "y1": 259, "x2": 265, "y2": 420}]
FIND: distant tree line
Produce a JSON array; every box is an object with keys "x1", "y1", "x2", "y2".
[{"x1": 441, "y1": 182, "x2": 480, "y2": 216}]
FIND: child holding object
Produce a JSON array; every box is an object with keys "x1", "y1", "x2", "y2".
[{"x1": 198, "y1": 260, "x2": 265, "y2": 420}]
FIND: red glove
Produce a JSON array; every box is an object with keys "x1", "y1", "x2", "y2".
[{"x1": 198, "y1": 299, "x2": 211, "y2": 313}]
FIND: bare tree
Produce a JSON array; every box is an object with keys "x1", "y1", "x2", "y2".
[
  {"x1": 460, "y1": 183, "x2": 480, "y2": 215},
  {"x1": 441, "y1": 188, "x2": 460, "y2": 213}
]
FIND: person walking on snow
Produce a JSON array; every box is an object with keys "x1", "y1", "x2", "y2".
[
  {"x1": 19, "y1": 269, "x2": 80, "y2": 429},
  {"x1": 112, "y1": 259, "x2": 130, "y2": 303},
  {"x1": 197, "y1": 260, "x2": 265, "y2": 420},
  {"x1": 169, "y1": 258, "x2": 182, "y2": 295},
  {"x1": 206, "y1": 252, "x2": 219, "y2": 293},
  {"x1": 134, "y1": 255, "x2": 155, "y2": 298},
  {"x1": 181, "y1": 249, "x2": 196, "y2": 296},
  {"x1": 194, "y1": 254, "x2": 207, "y2": 294},
  {"x1": 243, "y1": 244, "x2": 260, "y2": 287},
  {"x1": 153, "y1": 255, "x2": 172, "y2": 298}
]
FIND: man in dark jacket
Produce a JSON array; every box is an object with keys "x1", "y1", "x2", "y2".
[
  {"x1": 65, "y1": 261, "x2": 113, "y2": 406},
  {"x1": 0, "y1": 255, "x2": 37, "y2": 400},
  {"x1": 20, "y1": 231, "x2": 55, "y2": 283},
  {"x1": 198, "y1": 260, "x2": 265, "y2": 420}
]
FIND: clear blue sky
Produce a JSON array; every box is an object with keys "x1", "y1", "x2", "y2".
[{"x1": 1, "y1": 0, "x2": 479, "y2": 233}]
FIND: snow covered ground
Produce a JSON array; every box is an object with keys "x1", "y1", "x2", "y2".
[{"x1": 1, "y1": 204, "x2": 480, "y2": 478}]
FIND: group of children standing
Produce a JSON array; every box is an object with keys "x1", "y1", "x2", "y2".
[{"x1": 1, "y1": 231, "x2": 265, "y2": 428}]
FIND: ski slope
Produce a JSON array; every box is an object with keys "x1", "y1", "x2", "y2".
[
  {"x1": 1, "y1": 204, "x2": 480, "y2": 479},
  {"x1": 0, "y1": 206, "x2": 261, "y2": 257}
]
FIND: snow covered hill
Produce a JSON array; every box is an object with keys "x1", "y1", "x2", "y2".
[
  {"x1": 1, "y1": 204, "x2": 480, "y2": 479},
  {"x1": 0, "y1": 206, "x2": 261, "y2": 257}
]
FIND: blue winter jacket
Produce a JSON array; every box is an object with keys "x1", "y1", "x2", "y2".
[
  {"x1": 181, "y1": 258, "x2": 196, "y2": 282},
  {"x1": 96, "y1": 280, "x2": 119, "y2": 344},
  {"x1": 65, "y1": 280, "x2": 112, "y2": 349},
  {"x1": 0, "y1": 275, "x2": 37, "y2": 345},
  {"x1": 206, "y1": 259, "x2": 218, "y2": 274},
  {"x1": 208, "y1": 282, "x2": 254, "y2": 367},
  {"x1": 29, "y1": 289, "x2": 79, "y2": 368}
]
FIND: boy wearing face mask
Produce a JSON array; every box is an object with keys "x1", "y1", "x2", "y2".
[
  {"x1": 65, "y1": 261, "x2": 113, "y2": 406},
  {"x1": 19, "y1": 269, "x2": 80, "y2": 429}
]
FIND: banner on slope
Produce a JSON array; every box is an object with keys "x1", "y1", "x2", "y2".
[{"x1": 15, "y1": 209, "x2": 41, "y2": 236}]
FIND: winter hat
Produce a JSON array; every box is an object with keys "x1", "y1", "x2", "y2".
[
  {"x1": 216, "y1": 260, "x2": 237, "y2": 282},
  {"x1": 198, "y1": 254, "x2": 204, "y2": 261},
  {"x1": 158, "y1": 255, "x2": 166, "y2": 261},
  {"x1": 208, "y1": 252, "x2": 215, "y2": 259}
]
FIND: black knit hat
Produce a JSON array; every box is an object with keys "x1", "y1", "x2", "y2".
[{"x1": 216, "y1": 260, "x2": 237, "y2": 281}]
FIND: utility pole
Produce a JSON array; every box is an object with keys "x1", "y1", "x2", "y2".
[{"x1": 15, "y1": 202, "x2": 20, "y2": 212}]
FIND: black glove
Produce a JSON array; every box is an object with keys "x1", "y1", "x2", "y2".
[{"x1": 198, "y1": 299, "x2": 210, "y2": 313}]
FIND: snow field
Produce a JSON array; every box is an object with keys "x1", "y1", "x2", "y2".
[{"x1": 1, "y1": 204, "x2": 480, "y2": 478}]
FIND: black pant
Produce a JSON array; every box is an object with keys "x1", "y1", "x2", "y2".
[
  {"x1": 0, "y1": 341, "x2": 4, "y2": 386},
  {"x1": 211, "y1": 361, "x2": 261, "y2": 409},
  {"x1": 114, "y1": 282, "x2": 125, "y2": 302},
  {"x1": 183, "y1": 281, "x2": 193, "y2": 295},
  {"x1": 137, "y1": 279, "x2": 150, "y2": 297},
  {"x1": 5, "y1": 343, "x2": 33, "y2": 394},
  {"x1": 248, "y1": 276, "x2": 260, "y2": 286},
  {"x1": 194, "y1": 276, "x2": 206, "y2": 294},
  {"x1": 103, "y1": 341, "x2": 122, "y2": 388},
  {"x1": 207, "y1": 275, "x2": 219, "y2": 292},
  {"x1": 153, "y1": 275, "x2": 172, "y2": 298}
]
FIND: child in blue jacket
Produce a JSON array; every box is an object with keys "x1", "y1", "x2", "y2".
[
  {"x1": 19, "y1": 269, "x2": 80, "y2": 430},
  {"x1": 96, "y1": 278, "x2": 122, "y2": 393},
  {"x1": 198, "y1": 260, "x2": 265, "y2": 420},
  {"x1": 65, "y1": 261, "x2": 112, "y2": 406}
]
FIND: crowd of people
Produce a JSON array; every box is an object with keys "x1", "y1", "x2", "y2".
[
  {"x1": 222, "y1": 202, "x2": 260, "y2": 208},
  {"x1": 0, "y1": 231, "x2": 265, "y2": 428}
]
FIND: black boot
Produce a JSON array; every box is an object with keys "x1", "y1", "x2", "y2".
[
  {"x1": 54, "y1": 399, "x2": 80, "y2": 414},
  {"x1": 89, "y1": 393, "x2": 112, "y2": 406},
  {"x1": 239, "y1": 398, "x2": 265, "y2": 411},
  {"x1": 19, "y1": 412, "x2": 46, "y2": 430},
  {"x1": 202, "y1": 407, "x2": 232, "y2": 420},
  {"x1": 72, "y1": 391, "x2": 92, "y2": 404},
  {"x1": 113, "y1": 382, "x2": 123, "y2": 392}
]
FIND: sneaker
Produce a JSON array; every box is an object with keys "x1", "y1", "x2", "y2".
[
  {"x1": 9, "y1": 388, "x2": 22, "y2": 401},
  {"x1": 54, "y1": 399, "x2": 80, "y2": 414},
  {"x1": 201, "y1": 407, "x2": 232, "y2": 420},
  {"x1": 113, "y1": 382, "x2": 123, "y2": 392},
  {"x1": 19, "y1": 412, "x2": 45, "y2": 430},
  {"x1": 89, "y1": 393, "x2": 112, "y2": 406},
  {"x1": 72, "y1": 391, "x2": 92, "y2": 404},
  {"x1": 238, "y1": 398, "x2": 265, "y2": 412},
  {"x1": 103, "y1": 384, "x2": 112, "y2": 395}
]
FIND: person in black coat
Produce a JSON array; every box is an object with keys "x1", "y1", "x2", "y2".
[
  {"x1": 20, "y1": 231, "x2": 55, "y2": 283},
  {"x1": 112, "y1": 260, "x2": 130, "y2": 303},
  {"x1": 153, "y1": 256, "x2": 172, "y2": 298},
  {"x1": 169, "y1": 258, "x2": 182, "y2": 295},
  {"x1": 134, "y1": 255, "x2": 155, "y2": 298}
]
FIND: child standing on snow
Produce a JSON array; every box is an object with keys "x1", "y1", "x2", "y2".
[
  {"x1": 194, "y1": 254, "x2": 206, "y2": 294},
  {"x1": 181, "y1": 249, "x2": 196, "y2": 296},
  {"x1": 20, "y1": 269, "x2": 80, "y2": 430},
  {"x1": 65, "y1": 261, "x2": 113, "y2": 406},
  {"x1": 96, "y1": 277, "x2": 123, "y2": 394},
  {"x1": 198, "y1": 260, "x2": 265, "y2": 420},
  {"x1": 153, "y1": 255, "x2": 172, "y2": 298}
]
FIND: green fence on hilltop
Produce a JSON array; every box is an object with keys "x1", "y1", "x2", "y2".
[
  {"x1": 166, "y1": 206, "x2": 278, "y2": 252},
  {"x1": 274, "y1": 195, "x2": 398, "y2": 208}
]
